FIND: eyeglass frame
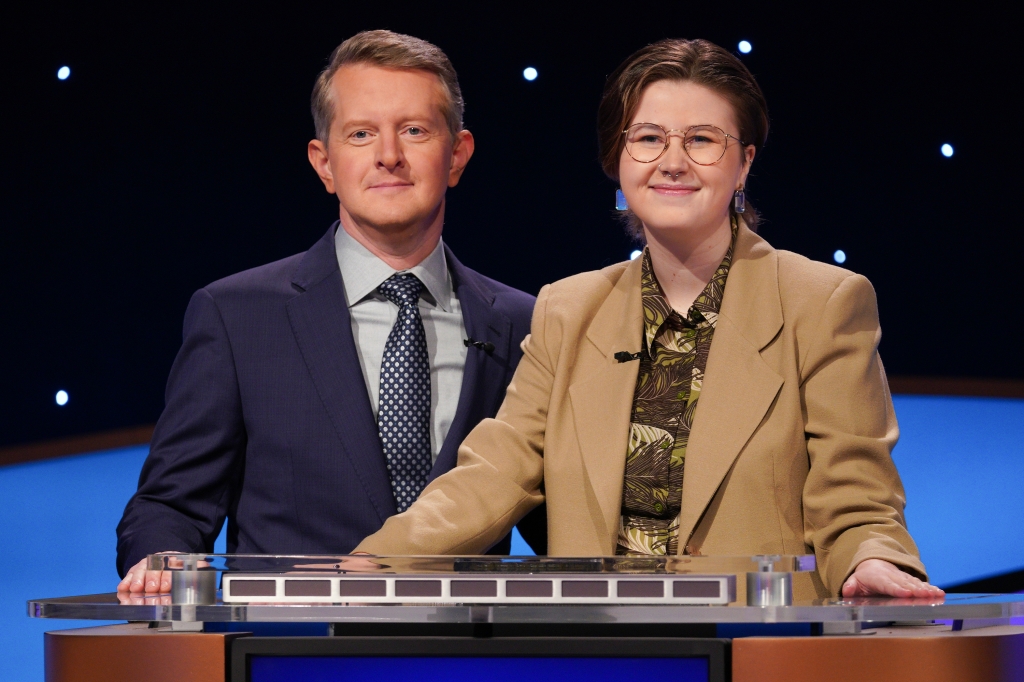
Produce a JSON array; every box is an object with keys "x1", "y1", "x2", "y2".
[{"x1": 621, "y1": 122, "x2": 748, "y2": 166}]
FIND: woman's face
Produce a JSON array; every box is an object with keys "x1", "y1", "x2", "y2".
[{"x1": 618, "y1": 80, "x2": 754, "y2": 239}]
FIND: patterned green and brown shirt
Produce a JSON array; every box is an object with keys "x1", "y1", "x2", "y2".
[{"x1": 615, "y1": 242, "x2": 733, "y2": 556}]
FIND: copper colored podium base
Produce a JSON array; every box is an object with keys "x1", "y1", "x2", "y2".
[
  {"x1": 45, "y1": 623, "x2": 248, "y2": 682},
  {"x1": 45, "y1": 622, "x2": 1024, "y2": 682},
  {"x1": 733, "y1": 624, "x2": 1024, "y2": 682}
]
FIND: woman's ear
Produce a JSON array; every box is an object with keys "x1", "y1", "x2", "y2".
[
  {"x1": 743, "y1": 144, "x2": 756, "y2": 168},
  {"x1": 738, "y1": 144, "x2": 756, "y2": 187}
]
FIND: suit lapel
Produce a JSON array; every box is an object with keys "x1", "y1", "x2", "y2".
[
  {"x1": 568, "y1": 258, "x2": 644, "y2": 553},
  {"x1": 679, "y1": 226, "x2": 784, "y2": 547},
  {"x1": 430, "y1": 248, "x2": 512, "y2": 480},
  {"x1": 286, "y1": 225, "x2": 397, "y2": 523}
]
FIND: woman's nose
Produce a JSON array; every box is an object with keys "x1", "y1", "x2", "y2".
[{"x1": 659, "y1": 137, "x2": 690, "y2": 176}]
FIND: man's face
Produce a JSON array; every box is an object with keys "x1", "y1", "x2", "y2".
[{"x1": 308, "y1": 64, "x2": 473, "y2": 235}]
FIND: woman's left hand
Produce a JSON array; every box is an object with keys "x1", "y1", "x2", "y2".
[{"x1": 841, "y1": 558, "x2": 945, "y2": 598}]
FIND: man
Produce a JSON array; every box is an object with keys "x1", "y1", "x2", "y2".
[{"x1": 117, "y1": 30, "x2": 541, "y2": 593}]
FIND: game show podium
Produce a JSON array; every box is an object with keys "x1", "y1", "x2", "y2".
[{"x1": 30, "y1": 554, "x2": 1024, "y2": 682}]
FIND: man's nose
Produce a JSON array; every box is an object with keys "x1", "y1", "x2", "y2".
[{"x1": 375, "y1": 130, "x2": 404, "y2": 170}]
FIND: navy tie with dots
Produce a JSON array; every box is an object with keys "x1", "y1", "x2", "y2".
[{"x1": 377, "y1": 273, "x2": 432, "y2": 513}]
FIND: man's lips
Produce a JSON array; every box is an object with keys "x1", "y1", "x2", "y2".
[{"x1": 368, "y1": 181, "x2": 414, "y2": 190}]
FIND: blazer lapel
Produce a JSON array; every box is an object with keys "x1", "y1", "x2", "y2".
[
  {"x1": 430, "y1": 247, "x2": 512, "y2": 480},
  {"x1": 286, "y1": 224, "x2": 397, "y2": 523},
  {"x1": 679, "y1": 225, "x2": 785, "y2": 547},
  {"x1": 567, "y1": 258, "x2": 645, "y2": 553}
]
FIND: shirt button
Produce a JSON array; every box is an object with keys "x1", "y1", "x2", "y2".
[{"x1": 654, "y1": 502, "x2": 664, "y2": 513}]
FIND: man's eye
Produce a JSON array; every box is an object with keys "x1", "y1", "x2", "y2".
[
  {"x1": 407, "y1": 127, "x2": 423, "y2": 136},
  {"x1": 348, "y1": 130, "x2": 376, "y2": 144}
]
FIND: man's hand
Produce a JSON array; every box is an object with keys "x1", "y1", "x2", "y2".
[
  {"x1": 118, "y1": 553, "x2": 209, "y2": 594},
  {"x1": 841, "y1": 558, "x2": 945, "y2": 598},
  {"x1": 117, "y1": 591, "x2": 172, "y2": 606},
  {"x1": 118, "y1": 554, "x2": 175, "y2": 594}
]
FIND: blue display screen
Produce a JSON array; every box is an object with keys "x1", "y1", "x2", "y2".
[{"x1": 250, "y1": 656, "x2": 709, "y2": 682}]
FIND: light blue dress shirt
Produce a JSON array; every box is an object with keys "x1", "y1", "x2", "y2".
[{"x1": 334, "y1": 227, "x2": 467, "y2": 463}]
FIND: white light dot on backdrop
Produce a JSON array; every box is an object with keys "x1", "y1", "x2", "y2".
[
  {"x1": 630, "y1": 250, "x2": 642, "y2": 260},
  {"x1": 57, "y1": 66, "x2": 71, "y2": 80},
  {"x1": 941, "y1": 143, "x2": 954, "y2": 158},
  {"x1": 833, "y1": 250, "x2": 847, "y2": 264},
  {"x1": 738, "y1": 41, "x2": 752, "y2": 54},
  {"x1": 523, "y1": 67, "x2": 538, "y2": 81},
  {"x1": 55, "y1": 390, "x2": 69, "y2": 406}
]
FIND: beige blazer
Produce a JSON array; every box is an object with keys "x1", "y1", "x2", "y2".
[{"x1": 357, "y1": 224, "x2": 927, "y2": 597}]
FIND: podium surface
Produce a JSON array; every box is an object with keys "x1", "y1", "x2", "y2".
[{"x1": 30, "y1": 554, "x2": 1024, "y2": 682}]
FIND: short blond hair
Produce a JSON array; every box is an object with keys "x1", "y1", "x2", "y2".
[{"x1": 311, "y1": 30, "x2": 464, "y2": 143}]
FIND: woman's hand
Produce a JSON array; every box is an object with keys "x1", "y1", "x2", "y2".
[{"x1": 841, "y1": 558, "x2": 945, "y2": 598}]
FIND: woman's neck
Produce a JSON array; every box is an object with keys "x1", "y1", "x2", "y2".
[{"x1": 644, "y1": 216, "x2": 733, "y2": 314}]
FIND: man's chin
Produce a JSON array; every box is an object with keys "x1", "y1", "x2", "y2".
[
  {"x1": 345, "y1": 207, "x2": 440, "y2": 236},
  {"x1": 358, "y1": 217, "x2": 423, "y2": 234}
]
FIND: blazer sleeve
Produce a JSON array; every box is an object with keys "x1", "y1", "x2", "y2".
[
  {"x1": 800, "y1": 273, "x2": 927, "y2": 594},
  {"x1": 115, "y1": 288, "x2": 246, "y2": 576},
  {"x1": 355, "y1": 287, "x2": 553, "y2": 555}
]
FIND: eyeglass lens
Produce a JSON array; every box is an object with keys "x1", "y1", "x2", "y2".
[{"x1": 624, "y1": 124, "x2": 730, "y2": 165}]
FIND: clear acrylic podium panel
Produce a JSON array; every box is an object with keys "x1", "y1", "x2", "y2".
[
  {"x1": 144, "y1": 553, "x2": 817, "y2": 574},
  {"x1": 28, "y1": 554, "x2": 1024, "y2": 624}
]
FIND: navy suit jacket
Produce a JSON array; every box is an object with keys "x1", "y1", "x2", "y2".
[{"x1": 116, "y1": 223, "x2": 540, "y2": 575}]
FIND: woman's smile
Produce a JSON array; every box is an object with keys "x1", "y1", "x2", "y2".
[{"x1": 649, "y1": 183, "x2": 700, "y2": 196}]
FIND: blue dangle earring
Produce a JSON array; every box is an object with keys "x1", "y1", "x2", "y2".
[
  {"x1": 733, "y1": 187, "x2": 746, "y2": 214},
  {"x1": 615, "y1": 189, "x2": 629, "y2": 211}
]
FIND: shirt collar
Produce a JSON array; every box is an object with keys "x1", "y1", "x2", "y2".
[
  {"x1": 639, "y1": 235, "x2": 734, "y2": 352},
  {"x1": 334, "y1": 226, "x2": 454, "y2": 311}
]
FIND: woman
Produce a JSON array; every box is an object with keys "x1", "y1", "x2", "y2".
[{"x1": 356, "y1": 39, "x2": 942, "y2": 599}]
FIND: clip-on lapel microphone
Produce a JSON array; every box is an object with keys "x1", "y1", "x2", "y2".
[{"x1": 464, "y1": 337, "x2": 495, "y2": 354}]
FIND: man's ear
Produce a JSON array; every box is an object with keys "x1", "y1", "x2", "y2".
[
  {"x1": 447, "y1": 129, "x2": 475, "y2": 188},
  {"x1": 308, "y1": 139, "x2": 336, "y2": 194}
]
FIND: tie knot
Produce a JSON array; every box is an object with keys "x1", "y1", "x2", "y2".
[{"x1": 378, "y1": 273, "x2": 423, "y2": 308}]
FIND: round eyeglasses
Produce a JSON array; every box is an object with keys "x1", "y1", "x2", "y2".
[{"x1": 622, "y1": 123, "x2": 746, "y2": 166}]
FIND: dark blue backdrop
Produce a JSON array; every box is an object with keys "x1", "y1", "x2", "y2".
[{"x1": 2, "y1": 4, "x2": 1022, "y2": 448}]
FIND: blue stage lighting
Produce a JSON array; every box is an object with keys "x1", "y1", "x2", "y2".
[
  {"x1": 630, "y1": 250, "x2": 642, "y2": 261},
  {"x1": 57, "y1": 66, "x2": 71, "y2": 80},
  {"x1": 523, "y1": 67, "x2": 538, "y2": 81},
  {"x1": 55, "y1": 390, "x2": 69, "y2": 406},
  {"x1": 941, "y1": 143, "x2": 954, "y2": 158},
  {"x1": 833, "y1": 249, "x2": 847, "y2": 264},
  {"x1": 738, "y1": 41, "x2": 752, "y2": 54}
]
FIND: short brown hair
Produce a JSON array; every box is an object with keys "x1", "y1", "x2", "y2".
[
  {"x1": 311, "y1": 30, "x2": 464, "y2": 143},
  {"x1": 597, "y1": 38, "x2": 769, "y2": 235}
]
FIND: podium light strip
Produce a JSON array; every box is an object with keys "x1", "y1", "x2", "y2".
[{"x1": 221, "y1": 574, "x2": 737, "y2": 604}]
